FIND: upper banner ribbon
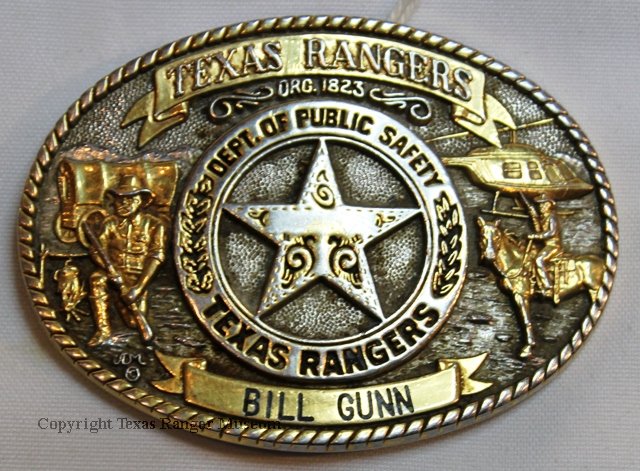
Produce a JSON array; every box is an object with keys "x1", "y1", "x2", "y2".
[
  {"x1": 153, "y1": 351, "x2": 491, "y2": 426},
  {"x1": 122, "y1": 33, "x2": 515, "y2": 147}
]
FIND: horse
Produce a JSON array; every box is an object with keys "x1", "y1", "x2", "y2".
[{"x1": 476, "y1": 217, "x2": 605, "y2": 358}]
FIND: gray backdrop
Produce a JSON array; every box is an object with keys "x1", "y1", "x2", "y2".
[{"x1": 1, "y1": 1, "x2": 637, "y2": 469}]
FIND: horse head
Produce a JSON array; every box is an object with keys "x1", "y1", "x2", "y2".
[{"x1": 477, "y1": 216, "x2": 501, "y2": 262}]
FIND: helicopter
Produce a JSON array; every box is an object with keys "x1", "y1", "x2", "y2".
[{"x1": 432, "y1": 120, "x2": 593, "y2": 218}]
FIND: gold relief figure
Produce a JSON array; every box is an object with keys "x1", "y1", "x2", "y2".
[
  {"x1": 83, "y1": 175, "x2": 167, "y2": 347},
  {"x1": 478, "y1": 214, "x2": 605, "y2": 358},
  {"x1": 53, "y1": 260, "x2": 87, "y2": 322},
  {"x1": 55, "y1": 157, "x2": 178, "y2": 245},
  {"x1": 439, "y1": 136, "x2": 605, "y2": 358},
  {"x1": 523, "y1": 193, "x2": 562, "y2": 298}
]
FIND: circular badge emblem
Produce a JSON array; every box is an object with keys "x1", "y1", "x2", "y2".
[
  {"x1": 18, "y1": 16, "x2": 617, "y2": 451},
  {"x1": 177, "y1": 101, "x2": 466, "y2": 380}
]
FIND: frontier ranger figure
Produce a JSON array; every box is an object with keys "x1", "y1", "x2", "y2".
[
  {"x1": 87, "y1": 175, "x2": 166, "y2": 347},
  {"x1": 524, "y1": 193, "x2": 562, "y2": 298}
]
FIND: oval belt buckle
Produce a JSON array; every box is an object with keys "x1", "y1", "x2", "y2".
[{"x1": 18, "y1": 16, "x2": 617, "y2": 451}]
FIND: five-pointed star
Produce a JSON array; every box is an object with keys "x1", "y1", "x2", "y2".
[{"x1": 224, "y1": 139, "x2": 420, "y2": 321}]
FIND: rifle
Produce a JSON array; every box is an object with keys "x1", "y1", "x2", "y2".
[
  {"x1": 82, "y1": 221, "x2": 154, "y2": 342},
  {"x1": 519, "y1": 192, "x2": 541, "y2": 232}
]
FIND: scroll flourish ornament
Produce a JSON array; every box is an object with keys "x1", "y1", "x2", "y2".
[
  {"x1": 312, "y1": 170, "x2": 336, "y2": 208},
  {"x1": 208, "y1": 86, "x2": 275, "y2": 122},
  {"x1": 281, "y1": 236, "x2": 316, "y2": 289},
  {"x1": 329, "y1": 235, "x2": 363, "y2": 289},
  {"x1": 369, "y1": 87, "x2": 433, "y2": 125}
]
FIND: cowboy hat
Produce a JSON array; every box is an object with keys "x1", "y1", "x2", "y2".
[
  {"x1": 107, "y1": 175, "x2": 154, "y2": 203},
  {"x1": 533, "y1": 193, "x2": 555, "y2": 204}
]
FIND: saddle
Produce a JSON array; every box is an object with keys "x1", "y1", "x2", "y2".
[
  {"x1": 531, "y1": 256, "x2": 577, "y2": 304},
  {"x1": 553, "y1": 257, "x2": 577, "y2": 285}
]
